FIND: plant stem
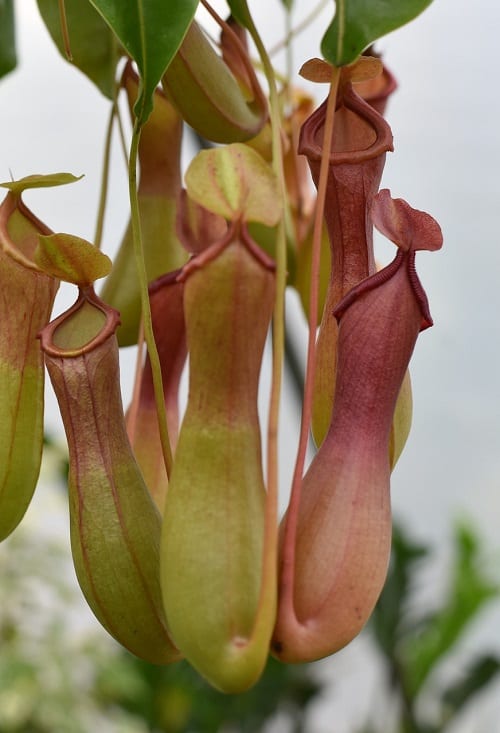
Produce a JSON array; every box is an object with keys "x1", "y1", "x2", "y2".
[
  {"x1": 93, "y1": 101, "x2": 116, "y2": 249},
  {"x1": 388, "y1": 654, "x2": 422, "y2": 733},
  {"x1": 94, "y1": 38, "x2": 126, "y2": 249},
  {"x1": 125, "y1": 319, "x2": 145, "y2": 442},
  {"x1": 268, "y1": 0, "x2": 330, "y2": 57},
  {"x1": 284, "y1": 4, "x2": 294, "y2": 90},
  {"x1": 207, "y1": 0, "x2": 287, "y2": 640},
  {"x1": 279, "y1": 66, "x2": 340, "y2": 614},
  {"x1": 115, "y1": 98, "x2": 129, "y2": 166},
  {"x1": 245, "y1": 5, "x2": 287, "y2": 546},
  {"x1": 128, "y1": 122, "x2": 173, "y2": 477}
]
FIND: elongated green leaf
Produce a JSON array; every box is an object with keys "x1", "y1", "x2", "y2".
[
  {"x1": 371, "y1": 522, "x2": 428, "y2": 656},
  {"x1": 0, "y1": 0, "x2": 16, "y2": 79},
  {"x1": 36, "y1": 0, "x2": 119, "y2": 98},
  {"x1": 321, "y1": 0, "x2": 435, "y2": 67},
  {"x1": 441, "y1": 655, "x2": 500, "y2": 720},
  {"x1": 401, "y1": 523, "x2": 499, "y2": 696},
  {"x1": 87, "y1": 0, "x2": 198, "y2": 124}
]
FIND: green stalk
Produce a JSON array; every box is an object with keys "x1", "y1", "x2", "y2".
[
  {"x1": 268, "y1": 0, "x2": 330, "y2": 57},
  {"x1": 115, "y1": 97, "x2": 129, "y2": 165},
  {"x1": 94, "y1": 34, "x2": 125, "y2": 249},
  {"x1": 93, "y1": 100, "x2": 116, "y2": 250},
  {"x1": 239, "y1": 6, "x2": 286, "y2": 513},
  {"x1": 279, "y1": 68, "x2": 340, "y2": 614},
  {"x1": 284, "y1": 5, "x2": 294, "y2": 90},
  {"x1": 202, "y1": 0, "x2": 286, "y2": 648},
  {"x1": 234, "y1": 2, "x2": 288, "y2": 654},
  {"x1": 128, "y1": 122, "x2": 173, "y2": 477}
]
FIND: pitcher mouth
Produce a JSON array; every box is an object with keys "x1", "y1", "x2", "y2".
[
  {"x1": 298, "y1": 82, "x2": 394, "y2": 165},
  {"x1": 39, "y1": 286, "x2": 120, "y2": 358}
]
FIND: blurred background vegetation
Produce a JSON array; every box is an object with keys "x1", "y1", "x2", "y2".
[{"x1": 1, "y1": 440, "x2": 499, "y2": 733}]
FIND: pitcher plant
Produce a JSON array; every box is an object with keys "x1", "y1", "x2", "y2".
[{"x1": 0, "y1": 0, "x2": 441, "y2": 693}]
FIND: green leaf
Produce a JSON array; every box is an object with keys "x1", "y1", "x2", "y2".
[
  {"x1": 35, "y1": 233, "x2": 112, "y2": 285},
  {"x1": 441, "y1": 655, "x2": 500, "y2": 721},
  {"x1": 87, "y1": 0, "x2": 198, "y2": 124},
  {"x1": 321, "y1": 0, "x2": 435, "y2": 67},
  {"x1": 185, "y1": 144, "x2": 282, "y2": 226},
  {"x1": 226, "y1": 0, "x2": 255, "y2": 32},
  {"x1": 0, "y1": 172, "x2": 83, "y2": 195},
  {"x1": 100, "y1": 653, "x2": 320, "y2": 733},
  {"x1": 401, "y1": 522, "x2": 500, "y2": 696},
  {"x1": 36, "y1": 0, "x2": 119, "y2": 99},
  {"x1": 371, "y1": 522, "x2": 429, "y2": 656},
  {"x1": 0, "y1": 0, "x2": 16, "y2": 79}
]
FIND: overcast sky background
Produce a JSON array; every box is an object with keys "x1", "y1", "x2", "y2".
[{"x1": 2, "y1": 1, "x2": 500, "y2": 730}]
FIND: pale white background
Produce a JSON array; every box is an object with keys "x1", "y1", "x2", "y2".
[{"x1": 1, "y1": 1, "x2": 500, "y2": 731}]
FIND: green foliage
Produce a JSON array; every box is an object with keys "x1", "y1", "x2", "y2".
[
  {"x1": 87, "y1": 0, "x2": 198, "y2": 124},
  {"x1": 36, "y1": 0, "x2": 119, "y2": 99},
  {"x1": 370, "y1": 521, "x2": 500, "y2": 733},
  {"x1": 0, "y1": 0, "x2": 16, "y2": 79},
  {"x1": 227, "y1": 0, "x2": 255, "y2": 34},
  {"x1": 321, "y1": 0, "x2": 436, "y2": 66},
  {"x1": 401, "y1": 523, "x2": 499, "y2": 697},
  {"x1": 95, "y1": 654, "x2": 319, "y2": 733},
  {"x1": 227, "y1": 0, "x2": 260, "y2": 40},
  {"x1": 0, "y1": 528, "x2": 142, "y2": 733},
  {"x1": 372, "y1": 522, "x2": 429, "y2": 657},
  {"x1": 441, "y1": 655, "x2": 500, "y2": 724}
]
